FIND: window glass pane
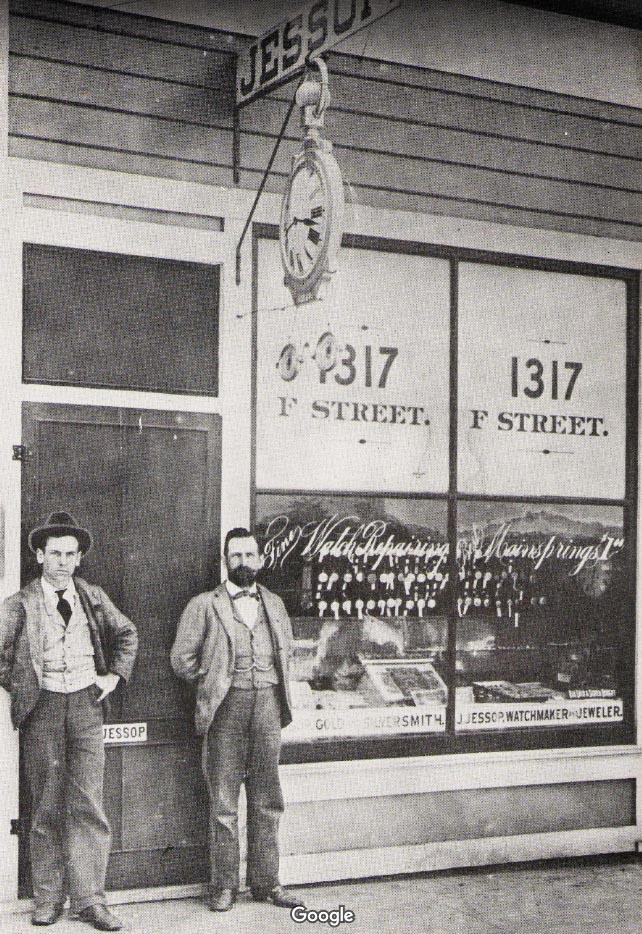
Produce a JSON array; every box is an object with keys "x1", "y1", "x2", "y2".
[
  {"x1": 458, "y1": 262, "x2": 626, "y2": 499},
  {"x1": 455, "y1": 501, "x2": 627, "y2": 732},
  {"x1": 255, "y1": 240, "x2": 450, "y2": 493},
  {"x1": 255, "y1": 494, "x2": 449, "y2": 742},
  {"x1": 23, "y1": 244, "x2": 220, "y2": 395}
]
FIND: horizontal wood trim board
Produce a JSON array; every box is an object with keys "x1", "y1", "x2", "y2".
[
  {"x1": 10, "y1": 56, "x2": 234, "y2": 124},
  {"x1": 106, "y1": 882, "x2": 207, "y2": 905},
  {"x1": 23, "y1": 193, "x2": 224, "y2": 230},
  {"x1": 241, "y1": 134, "x2": 642, "y2": 223},
  {"x1": 266, "y1": 77, "x2": 642, "y2": 159},
  {"x1": 9, "y1": 98, "x2": 234, "y2": 164},
  {"x1": 255, "y1": 486, "x2": 630, "y2": 504},
  {"x1": 9, "y1": 0, "x2": 244, "y2": 52},
  {"x1": 10, "y1": 15, "x2": 235, "y2": 87},
  {"x1": 342, "y1": 180, "x2": 642, "y2": 232},
  {"x1": 22, "y1": 376, "x2": 219, "y2": 397},
  {"x1": 280, "y1": 828, "x2": 639, "y2": 886},
  {"x1": 283, "y1": 782, "x2": 635, "y2": 851}
]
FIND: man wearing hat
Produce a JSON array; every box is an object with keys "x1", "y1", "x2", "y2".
[{"x1": 0, "y1": 512, "x2": 138, "y2": 931}]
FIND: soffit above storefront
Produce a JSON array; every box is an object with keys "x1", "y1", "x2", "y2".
[{"x1": 507, "y1": 0, "x2": 642, "y2": 30}]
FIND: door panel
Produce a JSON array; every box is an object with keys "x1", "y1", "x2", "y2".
[
  {"x1": 20, "y1": 403, "x2": 220, "y2": 891},
  {"x1": 121, "y1": 745, "x2": 207, "y2": 850}
]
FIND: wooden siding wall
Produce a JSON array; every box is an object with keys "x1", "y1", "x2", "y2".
[{"x1": 8, "y1": 0, "x2": 642, "y2": 242}]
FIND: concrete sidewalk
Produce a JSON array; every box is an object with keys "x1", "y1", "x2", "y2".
[{"x1": 2, "y1": 856, "x2": 642, "y2": 934}]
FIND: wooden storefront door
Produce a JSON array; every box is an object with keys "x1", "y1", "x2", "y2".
[{"x1": 19, "y1": 402, "x2": 221, "y2": 892}]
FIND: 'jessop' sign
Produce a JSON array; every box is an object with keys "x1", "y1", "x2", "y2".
[
  {"x1": 237, "y1": 0, "x2": 402, "y2": 105},
  {"x1": 103, "y1": 722, "x2": 147, "y2": 744}
]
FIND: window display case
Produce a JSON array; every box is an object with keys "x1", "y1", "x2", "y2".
[
  {"x1": 255, "y1": 494, "x2": 631, "y2": 748},
  {"x1": 454, "y1": 502, "x2": 626, "y2": 732},
  {"x1": 256, "y1": 495, "x2": 450, "y2": 741}
]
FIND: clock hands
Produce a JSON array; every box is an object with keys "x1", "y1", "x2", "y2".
[
  {"x1": 283, "y1": 166, "x2": 326, "y2": 278},
  {"x1": 285, "y1": 217, "x2": 301, "y2": 236},
  {"x1": 284, "y1": 213, "x2": 322, "y2": 272},
  {"x1": 285, "y1": 216, "x2": 320, "y2": 236}
]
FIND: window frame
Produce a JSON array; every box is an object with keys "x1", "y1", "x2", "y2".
[
  {"x1": 251, "y1": 225, "x2": 639, "y2": 765},
  {"x1": 22, "y1": 242, "x2": 221, "y2": 397}
]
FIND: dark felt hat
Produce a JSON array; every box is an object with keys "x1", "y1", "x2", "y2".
[{"x1": 28, "y1": 511, "x2": 93, "y2": 555}]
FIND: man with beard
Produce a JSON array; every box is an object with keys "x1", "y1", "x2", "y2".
[{"x1": 171, "y1": 528, "x2": 304, "y2": 914}]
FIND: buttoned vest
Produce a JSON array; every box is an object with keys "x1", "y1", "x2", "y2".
[
  {"x1": 41, "y1": 590, "x2": 96, "y2": 693},
  {"x1": 230, "y1": 598, "x2": 279, "y2": 689}
]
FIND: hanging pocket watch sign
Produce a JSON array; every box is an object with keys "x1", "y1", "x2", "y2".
[{"x1": 279, "y1": 62, "x2": 344, "y2": 305}]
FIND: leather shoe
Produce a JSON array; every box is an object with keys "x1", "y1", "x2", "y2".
[
  {"x1": 32, "y1": 903, "x2": 64, "y2": 925},
  {"x1": 77, "y1": 904, "x2": 123, "y2": 931},
  {"x1": 252, "y1": 885, "x2": 305, "y2": 909},
  {"x1": 209, "y1": 888, "x2": 236, "y2": 912}
]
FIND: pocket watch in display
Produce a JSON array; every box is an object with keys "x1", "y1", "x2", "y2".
[
  {"x1": 577, "y1": 557, "x2": 613, "y2": 598},
  {"x1": 279, "y1": 138, "x2": 344, "y2": 306}
]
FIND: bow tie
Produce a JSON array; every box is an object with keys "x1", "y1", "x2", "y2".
[{"x1": 233, "y1": 589, "x2": 259, "y2": 600}]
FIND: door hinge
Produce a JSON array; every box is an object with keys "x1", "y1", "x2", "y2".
[
  {"x1": 10, "y1": 818, "x2": 25, "y2": 835},
  {"x1": 12, "y1": 444, "x2": 28, "y2": 462}
]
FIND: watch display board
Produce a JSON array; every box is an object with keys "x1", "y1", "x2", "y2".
[
  {"x1": 255, "y1": 239, "x2": 450, "y2": 493},
  {"x1": 454, "y1": 501, "x2": 626, "y2": 731},
  {"x1": 256, "y1": 494, "x2": 450, "y2": 742},
  {"x1": 257, "y1": 494, "x2": 628, "y2": 742},
  {"x1": 457, "y1": 263, "x2": 627, "y2": 498}
]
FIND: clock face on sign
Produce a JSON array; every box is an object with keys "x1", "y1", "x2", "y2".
[
  {"x1": 279, "y1": 141, "x2": 343, "y2": 305},
  {"x1": 281, "y1": 158, "x2": 329, "y2": 282}
]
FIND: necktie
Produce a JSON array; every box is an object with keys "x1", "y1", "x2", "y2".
[
  {"x1": 55, "y1": 590, "x2": 72, "y2": 625},
  {"x1": 233, "y1": 589, "x2": 258, "y2": 600}
]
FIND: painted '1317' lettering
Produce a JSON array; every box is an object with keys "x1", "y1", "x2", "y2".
[{"x1": 511, "y1": 357, "x2": 583, "y2": 401}]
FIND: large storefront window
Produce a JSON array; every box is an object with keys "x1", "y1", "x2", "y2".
[
  {"x1": 254, "y1": 241, "x2": 451, "y2": 494},
  {"x1": 253, "y1": 231, "x2": 636, "y2": 758},
  {"x1": 457, "y1": 263, "x2": 626, "y2": 499}
]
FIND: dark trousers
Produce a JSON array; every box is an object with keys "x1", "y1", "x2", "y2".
[
  {"x1": 22, "y1": 687, "x2": 110, "y2": 912},
  {"x1": 204, "y1": 686, "x2": 284, "y2": 893}
]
